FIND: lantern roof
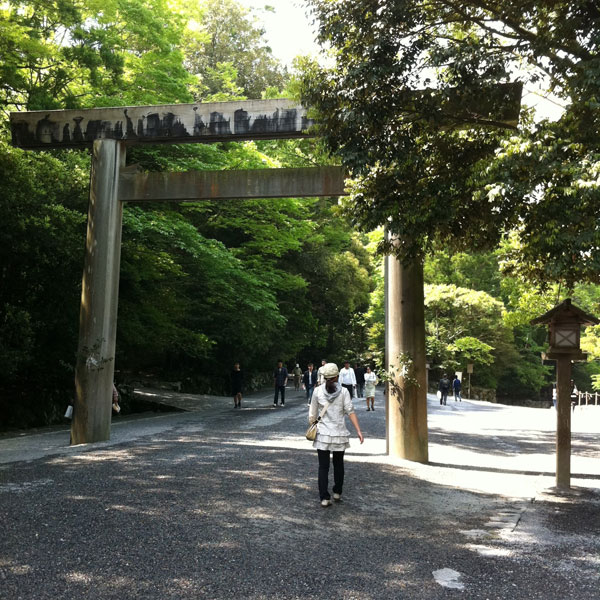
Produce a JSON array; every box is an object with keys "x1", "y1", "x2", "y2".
[{"x1": 530, "y1": 298, "x2": 599, "y2": 327}]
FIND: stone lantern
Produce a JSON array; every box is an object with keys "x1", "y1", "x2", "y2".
[{"x1": 531, "y1": 298, "x2": 599, "y2": 489}]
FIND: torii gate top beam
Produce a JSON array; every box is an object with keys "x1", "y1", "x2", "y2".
[
  {"x1": 10, "y1": 84, "x2": 523, "y2": 151},
  {"x1": 9, "y1": 98, "x2": 313, "y2": 149}
]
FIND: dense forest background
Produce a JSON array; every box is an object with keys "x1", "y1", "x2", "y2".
[{"x1": 2, "y1": 0, "x2": 600, "y2": 429}]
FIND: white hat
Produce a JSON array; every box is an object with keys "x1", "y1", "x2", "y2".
[{"x1": 321, "y1": 363, "x2": 339, "y2": 379}]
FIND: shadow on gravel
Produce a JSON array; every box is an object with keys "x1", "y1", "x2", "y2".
[
  {"x1": 428, "y1": 427, "x2": 557, "y2": 456},
  {"x1": 1, "y1": 427, "x2": 599, "y2": 599}
]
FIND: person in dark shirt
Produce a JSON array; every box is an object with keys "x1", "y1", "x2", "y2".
[
  {"x1": 354, "y1": 363, "x2": 365, "y2": 398},
  {"x1": 439, "y1": 374, "x2": 450, "y2": 405},
  {"x1": 231, "y1": 362, "x2": 244, "y2": 408},
  {"x1": 453, "y1": 375, "x2": 462, "y2": 402},
  {"x1": 302, "y1": 362, "x2": 318, "y2": 405},
  {"x1": 273, "y1": 360, "x2": 288, "y2": 407}
]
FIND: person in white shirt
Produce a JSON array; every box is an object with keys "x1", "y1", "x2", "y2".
[
  {"x1": 364, "y1": 366, "x2": 378, "y2": 411},
  {"x1": 308, "y1": 362, "x2": 363, "y2": 507},
  {"x1": 317, "y1": 359, "x2": 327, "y2": 386},
  {"x1": 338, "y1": 360, "x2": 357, "y2": 398}
]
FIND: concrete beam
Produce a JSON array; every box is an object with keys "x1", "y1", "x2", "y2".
[
  {"x1": 10, "y1": 99, "x2": 313, "y2": 149},
  {"x1": 118, "y1": 166, "x2": 346, "y2": 202}
]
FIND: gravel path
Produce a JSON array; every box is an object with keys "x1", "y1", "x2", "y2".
[{"x1": 1, "y1": 389, "x2": 598, "y2": 599}]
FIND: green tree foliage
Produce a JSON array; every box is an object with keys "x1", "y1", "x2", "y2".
[
  {"x1": 362, "y1": 242, "x2": 552, "y2": 396},
  {"x1": 179, "y1": 0, "x2": 287, "y2": 100},
  {"x1": 117, "y1": 205, "x2": 285, "y2": 375},
  {"x1": 424, "y1": 284, "x2": 517, "y2": 389},
  {"x1": 424, "y1": 248, "x2": 554, "y2": 395},
  {"x1": 303, "y1": 0, "x2": 600, "y2": 287},
  {"x1": 433, "y1": 1, "x2": 600, "y2": 286},
  {"x1": 0, "y1": 140, "x2": 89, "y2": 425},
  {"x1": 424, "y1": 250, "x2": 502, "y2": 299},
  {"x1": 0, "y1": 0, "x2": 192, "y2": 114},
  {"x1": 301, "y1": 1, "x2": 520, "y2": 265}
]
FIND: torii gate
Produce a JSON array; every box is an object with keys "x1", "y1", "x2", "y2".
[{"x1": 10, "y1": 89, "x2": 521, "y2": 460}]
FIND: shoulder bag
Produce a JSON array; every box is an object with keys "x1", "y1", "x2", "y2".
[{"x1": 305, "y1": 401, "x2": 332, "y2": 441}]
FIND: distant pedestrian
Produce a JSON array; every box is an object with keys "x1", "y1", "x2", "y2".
[
  {"x1": 112, "y1": 384, "x2": 121, "y2": 413},
  {"x1": 317, "y1": 359, "x2": 327, "y2": 386},
  {"x1": 570, "y1": 379, "x2": 578, "y2": 411},
  {"x1": 293, "y1": 364, "x2": 302, "y2": 390},
  {"x1": 364, "y1": 366, "x2": 378, "y2": 411},
  {"x1": 308, "y1": 363, "x2": 363, "y2": 507},
  {"x1": 339, "y1": 360, "x2": 357, "y2": 398},
  {"x1": 273, "y1": 360, "x2": 288, "y2": 406},
  {"x1": 453, "y1": 375, "x2": 462, "y2": 402},
  {"x1": 439, "y1": 373, "x2": 450, "y2": 405},
  {"x1": 303, "y1": 362, "x2": 318, "y2": 405},
  {"x1": 354, "y1": 363, "x2": 365, "y2": 398},
  {"x1": 231, "y1": 363, "x2": 244, "y2": 408}
]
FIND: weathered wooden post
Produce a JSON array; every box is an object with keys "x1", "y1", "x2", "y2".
[
  {"x1": 72, "y1": 139, "x2": 125, "y2": 444},
  {"x1": 531, "y1": 299, "x2": 598, "y2": 489},
  {"x1": 386, "y1": 243, "x2": 428, "y2": 462}
]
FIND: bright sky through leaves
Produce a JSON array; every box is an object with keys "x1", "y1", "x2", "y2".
[{"x1": 237, "y1": 0, "x2": 321, "y2": 68}]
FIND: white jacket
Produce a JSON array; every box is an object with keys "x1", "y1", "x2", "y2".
[{"x1": 309, "y1": 383, "x2": 354, "y2": 438}]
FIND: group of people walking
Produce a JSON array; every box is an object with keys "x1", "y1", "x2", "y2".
[
  {"x1": 231, "y1": 359, "x2": 379, "y2": 411},
  {"x1": 229, "y1": 358, "x2": 377, "y2": 508},
  {"x1": 438, "y1": 373, "x2": 462, "y2": 405},
  {"x1": 305, "y1": 360, "x2": 379, "y2": 411}
]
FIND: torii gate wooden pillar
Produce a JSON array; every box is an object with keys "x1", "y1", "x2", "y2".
[
  {"x1": 73, "y1": 139, "x2": 126, "y2": 443},
  {"x1": 386, "y1": 250, "x2": 428, "y2": 461}
]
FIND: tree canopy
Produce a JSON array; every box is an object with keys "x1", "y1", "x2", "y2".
[
  {"x1": 302, "y1": 0, "x2": 600, "y2": 287},
  {"x1": 0, "y1": 0, "x2": 193, "y2": 113},
  {"x1": 180, "y1": 0, "x2": 287, "y2": 100}
]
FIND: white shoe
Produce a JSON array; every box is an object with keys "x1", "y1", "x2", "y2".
[
  {"x1": 333, "y1": 493, "x2": 342, "y2": 501},
  {"x1": 321, "y1": 499, "x2": 332, "y2": 507}
]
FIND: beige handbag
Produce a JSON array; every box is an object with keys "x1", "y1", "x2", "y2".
[{"x1": 305, "y1": 401, "x2": 332, "y2": 441}]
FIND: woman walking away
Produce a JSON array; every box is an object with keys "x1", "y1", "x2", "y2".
[
  {"x1": 308, "y1": 363, "x2": 363, "y2": 507},
  {"x1": 364, "y1": 366, "x2": 378, "y2": 411}
]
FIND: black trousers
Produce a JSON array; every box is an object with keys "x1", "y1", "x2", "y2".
[
  {"x1": 317, "y1": 449, "x2": 345, "y2": 500},
  {"x1": 274, "y1": 385, "x2": 285, "y2": 403},
  {"x1": 342, "y1": 383, "x2": 354, "y2": 398}
]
